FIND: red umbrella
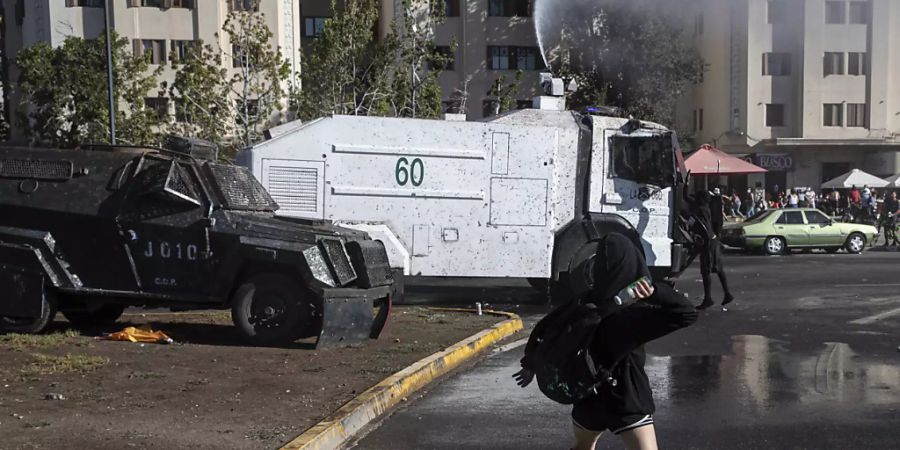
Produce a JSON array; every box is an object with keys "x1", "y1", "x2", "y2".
[{"x1": 684, "y1": 144, "x2": 767, "y2": 175}]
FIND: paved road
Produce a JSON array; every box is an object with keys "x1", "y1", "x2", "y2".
[{"x1": 353, "y1": 251, "x2": 900, "y2": 449}]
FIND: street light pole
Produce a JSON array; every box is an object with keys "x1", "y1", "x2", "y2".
[{"x1": 104, "y1": 0, "x2": 116, "y2": 144}]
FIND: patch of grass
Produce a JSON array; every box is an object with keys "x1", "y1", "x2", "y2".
[
  {"x1": 22, "y1": 354, "x2": 108, "y2": 376},
  {"x1": 0, "y1": 330, "x2": 79, "y2": 352}
]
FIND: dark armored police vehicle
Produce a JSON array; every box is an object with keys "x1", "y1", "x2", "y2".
[{"x1": 0, "y1": 142, "x2": 392, "y2": 347}]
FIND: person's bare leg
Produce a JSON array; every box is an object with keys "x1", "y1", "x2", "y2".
[
  {"x1": 572, "y1": 422, "x2": 603, "y2": 450},
  {"x1": 619, "y1": 425, "x2": 659, "y2": 450}
]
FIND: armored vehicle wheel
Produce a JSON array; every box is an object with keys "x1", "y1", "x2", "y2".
[
  {"x1": 0, "y1": 290, "x2": 57, "y2": 334},
  {"x1": 231, "y1": 273, "x2": 316, "y2": 346},
  {"x1": 61, "y1": 304, "x2": 126, "y2": 329}
]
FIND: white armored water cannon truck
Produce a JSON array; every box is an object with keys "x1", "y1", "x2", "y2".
[{"x1": 238, "y1": 74, "x2": 695, "y2": 303}]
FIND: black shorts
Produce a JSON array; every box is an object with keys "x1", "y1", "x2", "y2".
[{"x1": 571, "y1": 410, "x2": 654, "y2": 435}]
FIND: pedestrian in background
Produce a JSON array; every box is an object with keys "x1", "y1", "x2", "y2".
[
  {"x1": 788, "y1": 191, "x2": 799, "y2": 208},
  {"x1": 514, "y1": 234, "x2": 698, "y2": 450},
  {"x1": 710, "y1": 188, "x2": 725, "y2": 235},
  {"x1": 830, "y1": 188, "x2": 840, "y2": 215},
  {"x1": 691, "y1": 191, "x2": 736, "y2": 310},
  {"x1": 851, "y1": 185, "x2": 861, "y2": 207},
  {"x1": 744, "y1": 188, "x2": 756, "y2": 218},
  {"x1": 731, "y1": 190, "x2": 744, "y2": 218},
  {"x1": 807, "y1": 189, "x2": 817, "y2": 210}
]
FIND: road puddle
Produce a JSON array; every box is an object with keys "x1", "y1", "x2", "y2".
[{"x1": 646, "y1": 335, "x2": 900, "y2": 413}]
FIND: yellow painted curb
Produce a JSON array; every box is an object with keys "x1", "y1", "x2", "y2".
[{"x1": 280, "y1": 308, "x2": 524, "y2": 450}]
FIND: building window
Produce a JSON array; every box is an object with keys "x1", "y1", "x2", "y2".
[
  {"x1": 232, "y1": 44, "x2": 243, "y2": 68},
  {"x1": 488, "y1": 46, "x2": 544, "y2": 70},
  {"x1": 175, "y1": 100, "x2": 189, "y2": 123},
  {"x1": 236, "y1": 99, "x2": 260, "y2": 117},
  {"x1": 847, "y1": 103, "x2": 866, "y2": 127},
  {"x1": 135, "y1": 39, "x2": 166, "y2": 65},
  {"x1": 823, "y1": 52, "x2": 844, "y2": 76},
  {"x1": 228, "y1": 0, "x2": 258, "y2": 12},
  {"x1": 825, "y1": 1, "x2": 845, "y2": 24},
  {"x1": 762, "y1": 52, "x2": 791, "y2": 76},
  {"x1": 488, "y1": 0, "x2": 531, "y2": 17},
  {"x1": 145, "y1": 97, "x2": 169, "y2": 120},
  {"x1": 848, "y1": 2, "x2": 869, "y2": 24},
  {"x1": 435, "y1": 0, "x2": 460, "y2": 17},
  {"x1": 823, "y1": 103, "x2": 843, "y2": 127},
  {"x1": 693, "y1": 13, "x2": 704, "y2": 36},
  {"x1": 169, "y1": 40, "x2": 195, "y2": 63},
  {"x1": 432, "y1": 46, "x2": 455, "y2": 71},
  {"x1": 766, "y1": 104, "x2": 785, "y2": 127},
  {"x1": 692, "y1": 109, "x2": 704, "y2": 131},
  {"x1": 516, "y1": 99, "x2": 533, "y2": 110},
  {"x1": 848, "y1": 52, "x2": 866, "y2": 75},
  {"x1": 66, "y1": 0, "x2": 104, "y2": 7},
  {"x1": 767, "y1": 0, "x2": 786, "y2": 24},
  {"x1": 140, "y1": 0, "x2": 163, "y2": 6},
  {"x1": 303, "y1": 17, "x2": 328, "y2": 38}
]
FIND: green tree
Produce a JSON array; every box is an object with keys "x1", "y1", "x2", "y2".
[
  {"x1": 223, "y1": 1, "x2": 291, "y2": 148},
  {"x1": 296, "y1": 0, "x2": 454, "y2": 121},
  {"x1": 167, "y1": 42, "x2": 230, "y2": 146},
  {"x1": 542, "y1": 1, "x2": 703, "y2": 134},
  {"x1": 296, "y1": 0, "x2": 396, "y2": 120},
  {"x1": 390, "y1": 0, "x2": 455, "y2": 119},
  {"x1": 15, "y1": 32, "x2": 161, "y2": 147},
  {"x1": 484, "y1": 71, "x2": 524, "y2": 117}
]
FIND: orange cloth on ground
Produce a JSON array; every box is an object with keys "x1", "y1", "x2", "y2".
[{"x1": 101, "y1": 327, "x2": 173, "y2": 344}]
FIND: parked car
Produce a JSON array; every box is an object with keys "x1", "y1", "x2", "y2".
[{"x1": 720, "y1": 208, "x2": 878, "y2": 255}]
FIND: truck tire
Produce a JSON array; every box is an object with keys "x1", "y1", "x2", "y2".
[
  {"x1": 0, "y1": 289, "x2": 57, "y2": 334},
  {"x1": 390, "y1": 269, "x2": 406, "y2": 304},
  {"x1": 231, "y1": 273, "x2": 315, "y2": 346},
  {"x1": 61, "y1": 304, "x2": 125, "y2": 329},
  {"x1": 526, "y1": 278, "x2": 549, "y2": 293}
]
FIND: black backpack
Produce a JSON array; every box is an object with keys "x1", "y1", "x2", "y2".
[{"x1": 523, "y1": 301, "x2": 618, "y2": 405}]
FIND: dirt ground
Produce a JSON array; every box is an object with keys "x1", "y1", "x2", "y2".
[{"x1": 0, "y1": 307, "x2": 504, "y2": 450}]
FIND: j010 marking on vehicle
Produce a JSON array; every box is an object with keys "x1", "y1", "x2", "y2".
[{"x1": 142, "y1": 241, "x2": 199, "y2": 261}]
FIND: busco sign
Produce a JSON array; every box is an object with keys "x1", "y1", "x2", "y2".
[{"x1": 744, "y1": 153, "x2": 794, "y2": 171}]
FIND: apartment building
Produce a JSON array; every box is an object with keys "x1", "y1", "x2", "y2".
[
  {"x1": 299, "y1": 0, "x2": 543, "y2": 119},
  {"x1": 682, "y1": 0, "x2": 900, "y2": 192},
  {"x1": 0, "y1": 0, "x2": 302, "y2": 143},
  {"x1": 0, "y1": 0, "x2": 546, "y2": 142}
]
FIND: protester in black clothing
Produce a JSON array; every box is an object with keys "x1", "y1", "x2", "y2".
[
  {"x1": 514, "y1": 233, "x2": 698, "y2": 450},
  {"x1": 710, "y1": 188, "x2": 725, "y2": 235},
  {"x1": 689, "y1": 190, "x2": 736, "y2": 310}
]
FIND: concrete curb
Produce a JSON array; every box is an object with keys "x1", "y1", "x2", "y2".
[{"x1": 280, "y1": 308, "x2": 524, "y2": 450}]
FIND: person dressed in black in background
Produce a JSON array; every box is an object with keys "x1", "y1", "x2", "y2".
[
  {"x1": 514, "y1": 233, "x2": 698, "y2": 450},
  {"x1": 688, "y1": 190, "x2": 735, "y2": 310},
  {"x1": 710, "y1": 188, "x2": 725, "y2": 235}
]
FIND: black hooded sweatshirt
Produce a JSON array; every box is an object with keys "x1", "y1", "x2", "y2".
[{"x1": 576, "y1": 233, "x2": 698, "y2": 419}]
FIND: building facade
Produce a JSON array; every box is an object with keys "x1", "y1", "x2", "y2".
[
  {"x1": 0, "y1": 0, "x2": 548, "y2": 142},
  {"x1": 0, "y1": 0, "x2": 303, "y2": 143},
  {"x1": 681, "y1": 0, "x2": 900, "y2": 193},
  {"x1": 298, "y1": 0, "x2": 543, "y2": 119}
]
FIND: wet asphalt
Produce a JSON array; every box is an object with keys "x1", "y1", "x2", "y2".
[{"x1": 352, "y1": 250, "x2": 900, "y2": 449}]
